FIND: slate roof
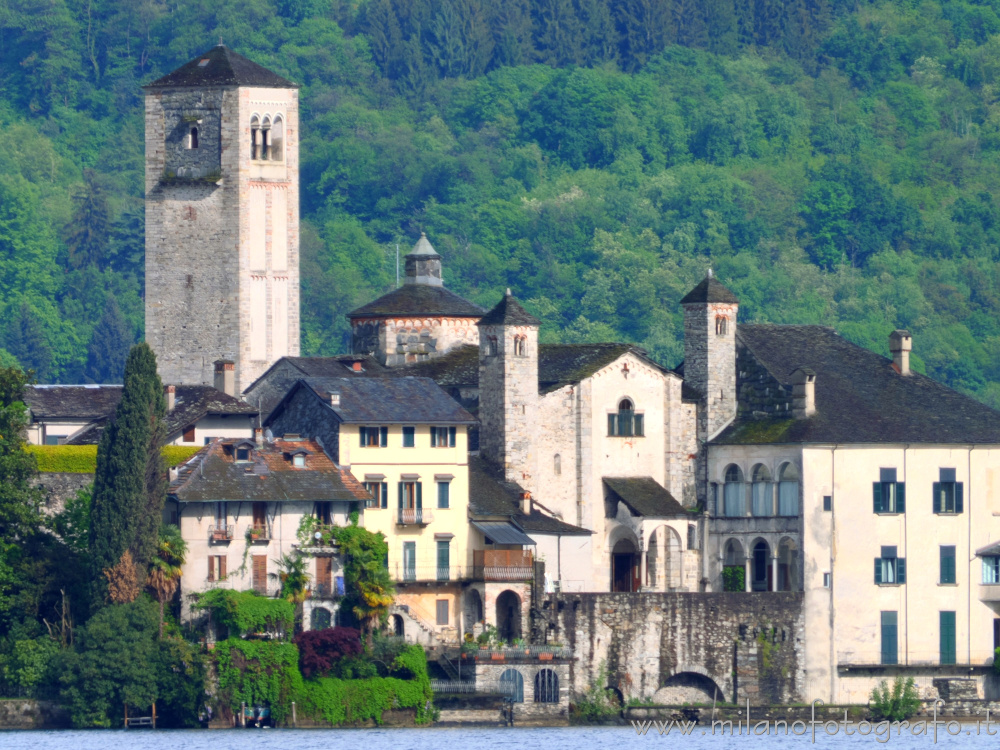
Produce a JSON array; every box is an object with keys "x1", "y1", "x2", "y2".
[
  {"x1": 25, "y1": 385, "x2": 125, "y2": 420},
  {"x1": 168, "y1": 438, "x2": 369, "y2": 503},
  {"x1": 274, "y1": 377, "x2": 477, "y2": 425},
  {"x1": 408, "y1": 232, "x2": 439, "y2": 257},
  {"x1": 252, "y1": 355, "x2": 388, "y2": 385},
  {"x1": 680, "y1": 274, "x2": 740, "y2": 304},
  {"x1": 348, "y1": 284, "x2": 484, "y2": 319},
  {"x1": 32, "y1": 384, "x2": 258, "y2": 444},
  {"x1": 603, "y1": 477, "x2": 689, "y2": 517},
  {"x1": 715, "y1": 325, "x2": 1000, "y2": 445},
  {"x1": 145, "y1": 45, "x2": 296, "y2": 89},
  {"x1": 401, "y1": 343, "x2": 672, "y2": 395},
  {"x1": 477, "y1": 292, "x2": 540, "y2": 327},
  {"x1": 468, "y1": 456, "x2": 591, "y2": 536}
]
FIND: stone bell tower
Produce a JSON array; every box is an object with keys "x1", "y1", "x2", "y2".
[{"x1": 143, "y1": 44, "x2": 300, "y2": 393}]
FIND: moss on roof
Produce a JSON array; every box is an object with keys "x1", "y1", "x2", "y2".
[{"x1": 722, "y1": 418, "x2": 796, "y2": 444}]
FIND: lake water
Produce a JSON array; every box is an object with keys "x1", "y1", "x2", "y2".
[{"x1": 2, "y1": 724, "x2": 999, "y2": 750}]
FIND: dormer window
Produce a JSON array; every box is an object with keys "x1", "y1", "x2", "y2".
[
  {"x1": 233, "y1": 440, "x2": 255, "y2": 462},
  {"x1": 236, "y1": 447, "x2": 251, "y2": 462}
]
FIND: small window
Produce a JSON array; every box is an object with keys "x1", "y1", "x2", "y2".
[
  {"x1": 315, "y1": 501, "x2": 332, "y2": 525},
  {"x1": 189, "y1": 126, "x2": 199, "y2": 149},
  {"x1": 236, "y1": 447, "x2": 250, "y2": 462},
  {"x1": 875, "y1": 546, "x2": 906, "y2": 585},
  {"x1": 487, "y1": 336, "x2": 498, "y2": 356},
  {"x1": 514, "y1": 335, "x2": 526, "y2": 357},
  {"x1": 940, "y1": 545, "x2": 956, "y2": 584},
  {"x1": 823, "y1": 572, "x2": 831, "y2": 588},
  {"x1": 984, "y1": 556, "x2": 1000, "y2": 584},
  {"x1": 933, "y1": 469, "x2": 963, "y2": 514},
  {"x1": 436, "y1": 598, "x2": 449, "y2": 625},
  {"x1": 250, "y1": 115, "x2": 261, "y2": 160},
  {"x1": 364, "y1": 481, "x2": 387, "y2": 509},
  {"x1": 715, "y1": 316, "x2": 728, "y2": 335},
  {"x1": 873, "y1": 469, "x2": 905, "y2": 514},
  {"x1": 183, "y1": 425, "x2": 196, "y2": 443},
  {"x1": 534, "y1": 669, "x2": 559, "y2": 703},
  {"x1": 554, "y1": 454, "x2": 561, "y2": 475},
  {"x1": 437, "y1": 481, "x2": 450, "y2": 509},
  {"x1": 260, "y1": 115, "x2": 271, "y2": 160},
  {"x1": 823, "y1": 495, "x2": 832, "y2": 511},
  {"x1": 402, "y1": 426, "x2": 415, "y2": 447},
  {"x1": 270, "y1": 115, "x2": 284, "y2": 162},
  {"x1": 360, "y1": 426, "x2": 388, "y2": 447},
  {"x1": 430, "y1": 426, "x2": 456, "y2": 448},
  {"x1": 437, "y1": 541, "x2": 450, "y2": 582},
  {"x1": 207, "y1": 554, "x2": 226, "y2": 582},
  {"x1": 293, "y1": 454, "x2": 305, "y2": 468}
]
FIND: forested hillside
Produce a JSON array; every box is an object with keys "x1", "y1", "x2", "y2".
[{"x1": 3, "y1": 0, "x2": 1000, "y2": 405}]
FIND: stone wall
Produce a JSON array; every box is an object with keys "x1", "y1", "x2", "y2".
[
  {"x1": 546, "y1": 591, "x2": 805, "y2": 705},
  {"x1": 475, "y1": 658, "x2": 571, "y2": 724},
  {"x1": 35, "y1": 472, "x2": 92, "y2": 513},
  {"x1": 0, "y1": 700, "x2": 69, "y2": 730},
  {"x1": 353, "y1": 316, "x2": 479, "y2": 366}
]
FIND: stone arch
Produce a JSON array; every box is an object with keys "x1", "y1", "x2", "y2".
[
  {"x1": 496, "y1": 590, "x2": 521, "y2": 642},
  {"x1": 500, "y1": 668, "x2": 524, "y2": 702},
  {"x1": 722, "y1": 464, "x2": 745, "y2": 517},
  {"x1": 610, "y1": 530, "x2": 640, "y2": 592},
  {"x1": 466, "y1": 588, "x2": 484, "y2": 627},
  {"x1": 722, "y1": 538, "x2": 745, "y2": 592},
  {"x1": 250, "y1": 113, "x2": 261, "y2": 159},
  {"x1": 777, "y1": 462, "x2": 800, "y2": 517},
  {"x1": 751, "y1": 463, "x2": 773, "y2": 516},
  {"x1": 391, "y1": 613, "x2": 405, "y2": 637},
  {"x1": 310, "y1": 607, "x2": 331, "y2": 631},
  {"x1": 656, "y1": 671, "x2": 726, "y2": 703},
  {"x1": 534, "y1": 668, "x2": 559, "y2": 703},
  {"x1": 778, "y1": 537, "x2": 799, "y2": 592},
  {"x1": 751, "y1": 537, "x2": 772, "y2": 592},
  {"x1": 270, "y1": 114, "x2": 284, "y2": 161},
  {"x1": 647, "y1": 525, "x2": 683, "y2": 591}
]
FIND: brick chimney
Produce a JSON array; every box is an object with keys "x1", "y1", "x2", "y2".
[
  {"x1": 889, "y1": 330, "x2": 912, "y2": 376},
  {"x1": 214, "y1": 359, "x2": 235, "y2": 396},
  {"x1": 790, "y1": 367, "x2": 816, "y2": 418},
  {"x1": 165, "y1": 385, "x2": 176, "y2": 412},
  {"x1": 521, "y1": 491, "x2": 531, "y2": 515}
]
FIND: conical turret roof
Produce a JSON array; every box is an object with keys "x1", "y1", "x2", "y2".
[
  {"x1": 407, "y1": 232, "x2": 440, "y2": 258},
  {"x1": 680, "y1": 271, "x2": 739, "y2": 304},
  {"x1": 145, "y1": 44, "x2": 296, "y2": 89}
]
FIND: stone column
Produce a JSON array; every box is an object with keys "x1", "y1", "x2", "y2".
[
  {"x1": 640, "y1": 540, "x2": 648, "y2": 591},
  {"x1": 771, "y1": 555, "x2": 779, "y2": 592},
  {"x1": 744, "y1": 556, "x2": 752, "y2": 593}
]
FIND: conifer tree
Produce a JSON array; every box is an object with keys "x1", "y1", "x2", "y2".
[
  {"x1": 4, "y1": 304, "x2": 52, "y2": 382},
  {"x1": 89, "y1": 343, "x2": 167, "y2": 605},
  {"x1": 65, "y1": 169, "x2": 110, "y2": 270},
  {"x1": 84, "y1": 296, "x2": 133, "y2": 384}
]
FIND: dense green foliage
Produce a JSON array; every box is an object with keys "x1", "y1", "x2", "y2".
[
  {"x1": 213, "y1": 639, "x2": 303, "y2": 724},
  {"x1": 869, "y1": 675, "x2": 921, "y2": 720},
  {"x1": 57, "y1": 597, "x2": 206, "y2": 727},
  {"x1": 193, "y1": 589, "x2": 295, "y2": 637},
  {"x1": 88, "y1": 344, "x2": 166, "y2": 603},
  {"x1": 722, "y1": 565, "x2": 746, "y2": 592},
  {"x1": 4, "y1": 0, "x2": 1000, "y2": 406},
  {"x1": 27, "y1": 445, "x2": 201, "y2": 472}
]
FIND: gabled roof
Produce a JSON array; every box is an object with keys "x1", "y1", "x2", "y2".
[
  {"x1": 271, "y1": 377, "x2": 477, "y2": 426},
  {"x1": 401, "y1": 343, "x2": 672, "y2": 395},
  {"x1": 715, "y1": 325, "x2": 1000, "y2": 445},
  {"x1": 348, "y1": 284, "x2": 484, "y2": 319},
  {"x1": 477, "y1": 292, "x2": 540, "y2": 327},
  {"x1": 145, "y1": 45, "x2": 296, "y2": 89},
  {"x1": 680, "y1": 274, "x2": 739, "y2": 304},
  {"x1": 39, "y1": 385, "x2": 258, "y2": 445},
  {"x1": 168, "y1": 438, "x2": 369, "y2": 503},
  {"x1": 604, "y1": 477, "x2": 688, "y2": 517},
  {"x1": 468, "y1": 456, "x2": 591, "y2": 536}
]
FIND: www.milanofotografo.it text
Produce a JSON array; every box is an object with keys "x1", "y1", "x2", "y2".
[{"x1": 631, "y1": 701, "x2": 998, "y2": 743}]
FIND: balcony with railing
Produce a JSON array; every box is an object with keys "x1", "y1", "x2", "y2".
[
  {"x1": 397, "y1": 508, "x2": 433, "y2": 526},
  {"x1": 392, "y1": 564, "x2": 469, "y2": 583},
  {"x1": 473, "y1": 550, "x2": 534, "y2": 581},
  {"x1": 208, "y1": 524, "x2": 233, "y2": 543},
  {"x1": 248, "y1": 521, "x2": 272, "y2": 542}
]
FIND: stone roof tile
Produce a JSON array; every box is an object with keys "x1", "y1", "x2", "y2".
[{"x1": 145, "y1": 45, "x2": 296, "y2": 89}]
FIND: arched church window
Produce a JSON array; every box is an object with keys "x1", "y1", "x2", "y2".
[
  {"x1": 514, "y1": 335, "x2": 526, "y2": 357},
  {"x1": 270, "y1": 115, "x2": 284, "y2": 161},
  {"x1": 487, "y1": 336, "x2": 498, "y2": 356},
  {"x1": 715, "y1": 316, "x2": 728, "y2": 335},
  {"x1": 608, "y1": 399, "x2": 643, "y2": 437},
  {"x1": 188, "y1": 126, "x2": 199, "y2": 149},
  {"x1": 250, "y1": 115, "x2": 261, "y2": 160},
  {"x1": 723, "y1": 464, "x2": 745, "y2": 517},
  {"x1": 260, "y1": 116, "x2": 272, "y2": 160}
]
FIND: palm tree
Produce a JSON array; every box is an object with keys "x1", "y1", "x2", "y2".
[
  {"x1": 270, "y1": 553, "x2": 310, "y2": 632},
  {"x1": 148, "y1": 524, "x2": 187, "y2": 636}
]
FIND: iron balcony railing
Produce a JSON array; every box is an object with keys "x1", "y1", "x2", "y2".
[
  {"x1": 472, "y1": 550, "x2": 534, "y2": 581},
  {"x1": 393, "y1": 564, "x2": 470, "y2": 583},
  {"x1": 397, "y1": 508, "x2": 433, "y2": 525},
  {"x1": 208, "y1": 524, "x2": 233, "y2": 542},
  {"x1": 248, "y1": 521, "x2": 272, "y2": 541},
  {"x1": 431, "y1": 680, "x2": 518, "y2": 697}
]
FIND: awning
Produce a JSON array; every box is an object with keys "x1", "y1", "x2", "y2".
[
  {"x1": 976, "y1": 542, "x2": 1000, "y2": 557},
  {"x1": 471, "y1": 521, "x2": 536, "y2": 546}
]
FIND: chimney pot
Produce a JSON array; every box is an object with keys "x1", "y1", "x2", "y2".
[
  {"x1": 520, "y1": 491, "x2": 531, "y2": 515},
  {"x1": 889, "y1": 330, "x2": 912, "y2": 376},
  {"x1": 165, "y1": 385, "x2": 176, "y2": 412},
  {"x1": 254, "y1": 427, "x2": 263, "y2": 447},
  {"x1": 351, "y1": 361, "x2": 362, "y2": 372},
  {"x1": 214, "y1": 359, "x2": 236, "y2": 396},
  {"x1": 790, "y1": 367, "x2": 816, "y2": 419}
]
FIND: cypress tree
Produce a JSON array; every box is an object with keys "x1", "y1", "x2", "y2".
[
  {"x1": 84, "y1": 296, "x2": 133, "y2": 384},
  {"x1": 89, "y1": 343, "x2": 167, "y2": 605}
]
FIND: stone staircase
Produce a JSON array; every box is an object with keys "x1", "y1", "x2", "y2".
[{"x1": 391, "y1": 604, "x2": 438, "y2": 646}]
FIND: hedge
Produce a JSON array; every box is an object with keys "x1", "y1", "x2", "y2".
[{"x1": 29, "y1": 445, "x2": 201, "y2": 473}]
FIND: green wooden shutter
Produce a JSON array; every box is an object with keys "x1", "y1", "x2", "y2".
[
  {"x1": 438, "y1": 482, "x2": 449, "y2": 509},
  {"x1": 380, "y1": 482, "x2": 388, "y2": 509},
  {"x1": 449, "y1": 426, "x2": 456, "y2": 447},
  {"x1": 875, "y1": 558, "x2": 883, "y2": 584},
  {"x1": 430, "y1": 427, "x2": 437, "y2": 446},
  {"x1": 360, "y1": 426, "x2": 367, "y2": 446},
  {"x1": 416, "y1": 482, "x2": 422, "y2": 510},
  {"x1": 881, "y1": 611, "x2": 898, "y2": 665},
  {"x1": 933, "y1": 482, "x2": 941, "y2": 513},
  {"x1": 896, "y1": 558, "x2": 906, "y2": 584},
  {"x1": 897, "y1": 483, "x2": 905, "y2": 513},
  {"x1": 608, "y1": 414, "x2": 616, "y2": 436},
  {"x1": 398, "y1": 482, "x2": 403, "y2": 511},
  {"x1": 941, "y1": 547, "x2": 956, "y2": 584},
  {"x1": 873, "y1": 483, "x2": 882, "y2": 513},
  {"x1": 379, "y1": 426, "x2": 388, "y2": 447},
  {"x1": 634, "y1": 413, "x2": 644, "y2": 436},
  {"x1": 956, "y1": 483, "x2": 964, "y2": 513},
  {"x1": 940, "y1": 611, "x2": 956, "y2": 664}
]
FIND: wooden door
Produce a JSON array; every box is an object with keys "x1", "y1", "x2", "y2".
[{"x1": 316, "y1": 557, "x2": 332, "y2": 597}]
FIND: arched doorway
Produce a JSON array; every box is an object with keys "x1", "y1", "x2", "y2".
[
  {"x1": 752, "y1": 540, "x2": 771, "y2": 592},
  {"x1": 655, "y1": 672, "x2": 725, "y2": 703},
  {"x1": 311, "y1": 607, "x2": 331, "y2": 631},
  {"x1": 392, "y1": 613, "x2": 405, "y2": 637},
  {"x1": 467, "y1": 589, "x2": 484, "y2": 627},
  {"x1": 500, "y1": 668, "x2": 524, "y2": 702},
  {"x1": 611, "y1": 538, "x2": 639, "y2": 592},
  {"x1": 496, "y1": 590, "x2": 521, "y2": 642},
  {"x1": 722, "y1": 539, "x2": 745, "y2": 592},
  {"x1": 778, "y1": 538, "x2": 798, "y2": 591}
]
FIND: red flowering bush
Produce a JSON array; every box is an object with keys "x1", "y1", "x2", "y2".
[{"x1": 294, "y1": 627, "x2": 363, "y2": 678}]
